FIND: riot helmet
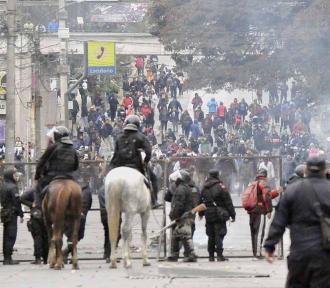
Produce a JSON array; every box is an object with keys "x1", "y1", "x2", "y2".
[
  {"x1": 124, "y1": 115, "x2": 141, "y2": 129},
  {"x1": 47, "y1": 126, "x2": 72, "y2": 145},
  {"x1": 179, "y1": 169, "x2": 191, "y2": 183}
]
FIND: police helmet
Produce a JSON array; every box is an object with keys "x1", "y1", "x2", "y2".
[
  {"x1": 179, "y1": 169, "x2": 191, "y2": 183},
  {"x1": 124, "y1": 123, "x2": 138, "y2": 132},
  {"x1": 124, "y1": 115, "x2": 141, "y2": 129},
  {"x1": 52, "y1": 126, "x2": 72, "y2": 145},
  {"x1": 209, "y1": 169, "x2": 220, "y2": 179},
  {"x1": 294, "y1": 164, "x2": 305, "y2": 178},
  {"x1": 257, "y1": 168, "x2": 268, "y2": 178}
]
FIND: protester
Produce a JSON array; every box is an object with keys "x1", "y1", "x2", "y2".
[{"x1": 243, "y1": 168, "x2": 282, "y2": 258}]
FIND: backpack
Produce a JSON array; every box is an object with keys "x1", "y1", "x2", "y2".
[{"x1": 242, "y1": 181, "x2": 259, "y2": 211}]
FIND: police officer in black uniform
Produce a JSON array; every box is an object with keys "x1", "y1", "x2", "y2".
[
  {"x1": 34, "y1": 126, "x2": 79, "y2": 209},
  {"x1": 110, "y1": 115, "x2": 160, "y2": 207},
  {"x1": 110, "y1": 115, "x2": 151, "y2": 175},
  {"x1": 167, "y1": 170, "x2": 197, "y2": 262},
  {"x1": 286, "y1": 164, "x2": 305, "y2": 185},
  {"x1": 20, "y1": 187, "x2": 48, "y2": 264},
  {"x1": 199, "y1": 169, "x2": 236, "y2": 262},
  {"x1": 264, "y1": 156, "x2": 330, "y2": 287},
  {"x1": 63, "y1": 171, "x2": 92, "y2": 263},
  {"x1": 0, "y1": 169, "x2": 23, "y2": 265}
]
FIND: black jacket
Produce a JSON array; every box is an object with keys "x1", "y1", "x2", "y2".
[
  {"x1": 35, "y1": 143, "x2": 79, "y2": 180},
  {"x1": 110, "y1": 130, "x2": 151, "y2": 173},
  {"x1": 79, "y1": 182, "x2": 92, "y2": 216},
  {"x1": 169, "y1": 180, "x2": 194, "y2": 221},
  {"x1": 264, "y1": 175, "x2": 330, "y2": 258},
  {"x1": 199, "y1": 177, "x2": 236, "y2": 222},
  {"x1": 20, "y1": 187, "x2": 35, "y2": 208},
  {"x1": 0, "y1": 170, "x2": 23, "y2": 218}
]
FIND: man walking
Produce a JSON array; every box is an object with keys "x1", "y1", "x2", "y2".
[{"x1": 246, "y1": 169, "x2": 281, "y2": 258}]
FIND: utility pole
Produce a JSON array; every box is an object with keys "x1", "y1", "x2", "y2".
[
  {"x1": 5, "y1": 0, "x2": 17, "y2": 163},
  {"x1": 33, "y1": 32, "x2": 42, "y2": 158},
  {"x1": 58, "y1": 0, "x2": 69, "y2": 127}
]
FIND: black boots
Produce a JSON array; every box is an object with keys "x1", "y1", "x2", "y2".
[
  {"x1": 217, "y1": 255, "x2": 229, "y2": 262},
  {"x1": 183, "y1": 253, "x2": 197, "y2": 262},
  {"x1": 167, "y1": 253, "x2": 179, "y2": 262},
  {"x1": 3, "y1": 256, "x2": 19, "y2": 265},
  {"x1": 30, "y1": 257, "x2": 42, "y2": 265}
]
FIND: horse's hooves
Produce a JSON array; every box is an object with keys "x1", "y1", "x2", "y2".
[
  {"x1": 49, "y1": 264, "x2": 55, "y2": 269},
  {"x1": 110, "y1": 263, "x2": 117, "y2": 269},
  {"x1": 72, "y1": 265, "x2": 80, "y2": 270},
  {"x1": 54, "y1": 265, "x2": 62, "y2": 270},
  {"x1": 143, "y1": 261, "x2": 151, "y2": 267}
]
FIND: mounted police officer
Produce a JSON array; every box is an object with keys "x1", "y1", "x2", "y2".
[
  {"x1": 110, "y1": 115, "x2": 151, "y2": 175},
  {"x1": 0, "y1": 169, "x2": 23, "y2": 265},
  {"x1": 110, "y1": 115, "x2": 160, "y2": 207},
  {"x1": 264, "y1": 156, "x2": 330, "y2": 287},
  {"x1": 199, "y1": 169, "x2": 235, "y2": 261},
  {"x1": 167, "y1": 170, "x2": 197, "y2": 262},
  {"x1": 34, "y1": 126, "x2": 79, "y2": 209}
]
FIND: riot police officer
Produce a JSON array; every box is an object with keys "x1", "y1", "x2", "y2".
[
  {"x1": 199, "y1": 169, "x2": 235, "y2": 261},
  {"x1": 286, "y1": 164, "x2": 305, "y2": 185},
  {"x1": 167, "y1": 170, "x2": 197, "y2": 262},
  {"x1": 20, "y1": 187, "x2": 48, "y2": 264},
  {"x1": 0, "y1": 169, "x2": 23, "y2": 265},
  {"x1": 264, "y1": 156, "x2": 330, "y2": 287},
  {"x1": 110, "y1": 115, "x2": 151, "y2": 175},
  {"x1": 34, "y1": 126, "x2": 79, "y2": 209},
  {"x1": 110, "y1": 115, "x2": 160, "y2": 207}
]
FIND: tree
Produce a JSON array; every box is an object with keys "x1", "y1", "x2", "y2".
[{"x1": 150, "y1": 0, "x2": 330, "y2": 98}]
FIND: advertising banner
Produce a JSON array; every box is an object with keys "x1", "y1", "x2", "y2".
[{"x1": 87, "y1": 41, "x2": 116, "y2": 75}]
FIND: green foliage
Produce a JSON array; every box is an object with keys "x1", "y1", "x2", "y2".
[{"x1": 150, "y1": 0, "x2": 330, "y2": 97}]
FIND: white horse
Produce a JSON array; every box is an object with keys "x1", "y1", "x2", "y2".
[{"x1": 105, "y1": 167, "x2": 151, "y2": 268}]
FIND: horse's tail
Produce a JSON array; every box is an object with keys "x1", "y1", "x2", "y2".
[
  {"x1": 51, "y1": 181, "x2": 82, "y2": 235},
  {"x1": 51, "y1": 183, "x2": 71, "y2": 240},
  {"x1": 106, "y1": 182, "x2": 121, "y2": 266}
]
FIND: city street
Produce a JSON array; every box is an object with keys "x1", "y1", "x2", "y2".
[{"x1": 0, "y1": 195, "x2": 288, "y2": 287}]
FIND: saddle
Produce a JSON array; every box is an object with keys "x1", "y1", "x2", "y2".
[
  {"x1": 40, "y1": 175, "x2": 75, "y2": 200},
  {"x1": 51, "y1": 174, "x2": 75, "y2": 181}
]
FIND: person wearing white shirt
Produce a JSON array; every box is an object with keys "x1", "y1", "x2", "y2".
[{"x1": 258, "y1": 158, "x2": 276, "y2": 187}]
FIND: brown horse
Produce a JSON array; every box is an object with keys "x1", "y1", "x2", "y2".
[{"x1": 42, "y1": 179, "x2": 82, "y2": 270}]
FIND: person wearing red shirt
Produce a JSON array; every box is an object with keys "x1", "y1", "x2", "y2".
[
  {"x1": 217, "y1": 102, "x2": 227, "y2": 124},
  {"x1": 140, "y1": 102, "x2": 152, "y2": 118},
  {"x1": 122, "y1": 94, "x2": 133, "y2": 110},
  {"x1": 248, "y1": 169, "x2": 282, "y2": 258}
]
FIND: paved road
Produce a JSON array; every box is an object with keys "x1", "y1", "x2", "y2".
[
  {"x1": 0, "y1": 194, "x2": 288, "y2": 287},
  {"x1": 0, "y1": 258, "x2": 286, "y2": 288}
]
